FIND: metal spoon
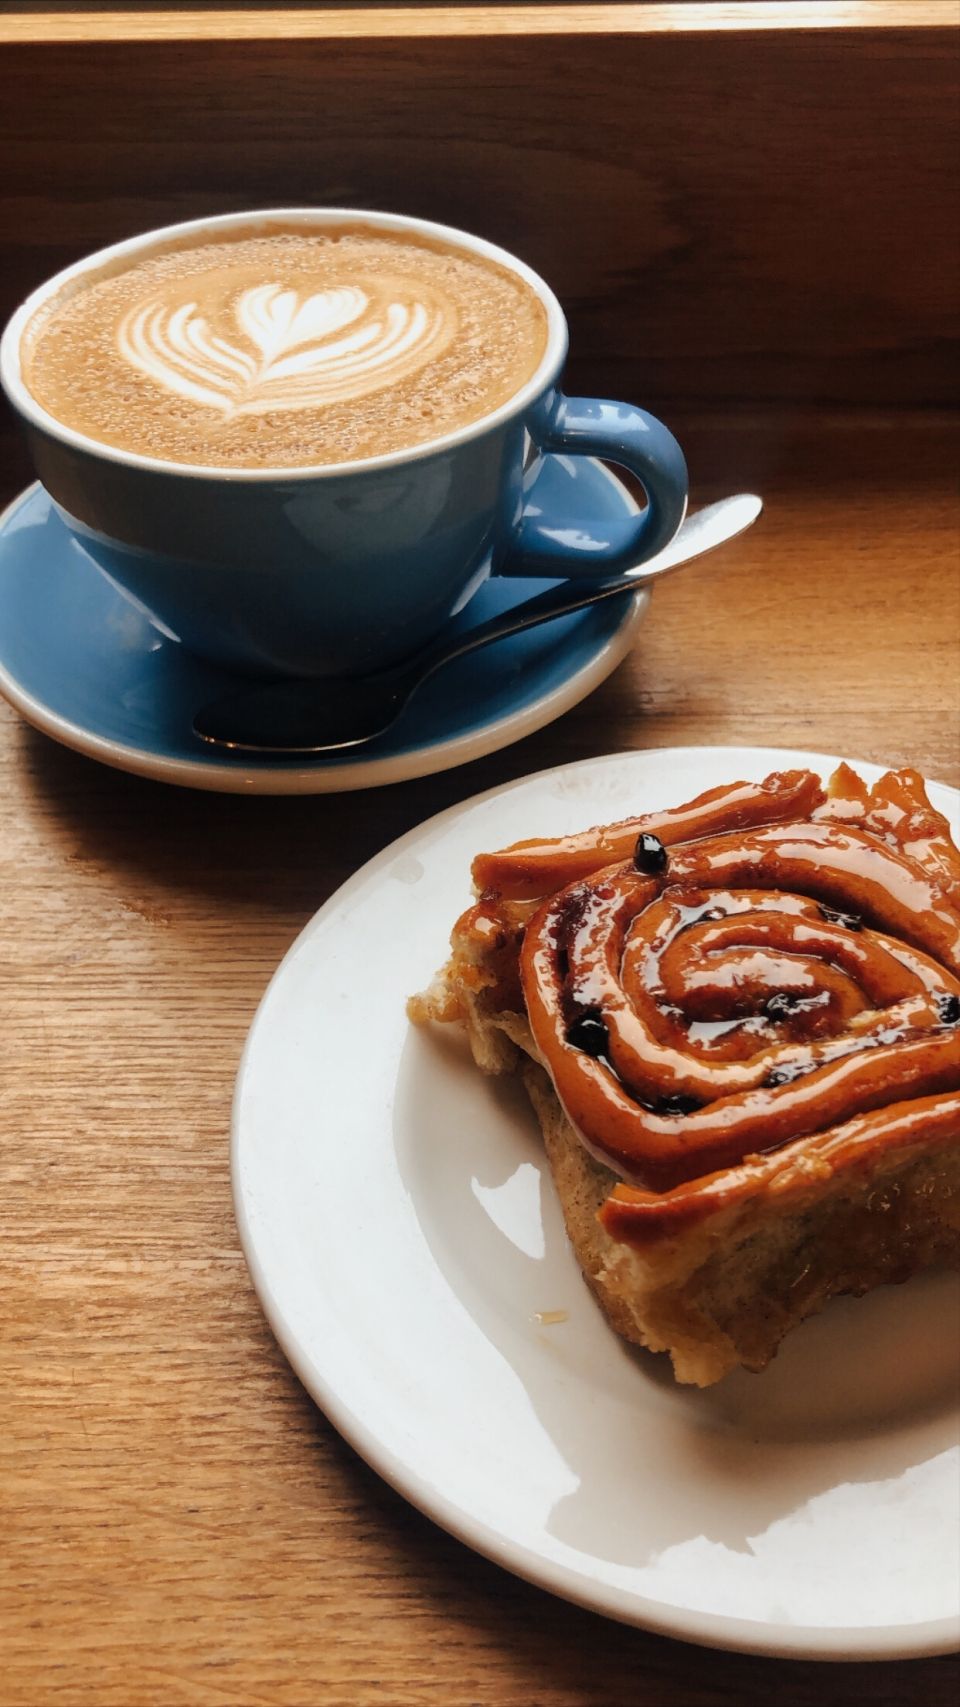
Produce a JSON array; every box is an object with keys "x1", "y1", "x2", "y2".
[{"x1": 193, "y1": 493, "x2": 761, "y2": 754}]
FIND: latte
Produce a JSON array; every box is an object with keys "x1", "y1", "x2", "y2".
[{"x1": 21, "y1": 223, "x2": 549, "y2": 469}]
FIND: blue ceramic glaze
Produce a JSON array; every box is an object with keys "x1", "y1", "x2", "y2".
[
  {"x1": 2, "y1": 209, "x2": 687, "y2": 680},
  {"x1": 507, "y1": 395, "x2": 689, "y2": 575},
  {"x1": 0, "y1": 458, "x2": 650, "y2": 793}
]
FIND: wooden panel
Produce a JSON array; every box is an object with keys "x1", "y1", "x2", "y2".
[{"x1": 1, "y1": 13, "x2": 957, "y2": 409}]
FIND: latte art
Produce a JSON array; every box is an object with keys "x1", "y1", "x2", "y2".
[
  {"x1": 117, "y1": 282, "x2": 455, "y2": 418},
  {"x1": 22, "y1": 224, "x2": 548, "y2": 469}
]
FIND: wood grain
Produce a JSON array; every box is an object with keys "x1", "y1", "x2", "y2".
[
  {"x1": 1, "y1": 409, "x2": 958, "y2": 1705},
  {"x1": 3, "y1": 5, "x2": 957, "y2": 46},
  {"x1": 1, "y1": 16, "x2": 957, "y2": 409}
]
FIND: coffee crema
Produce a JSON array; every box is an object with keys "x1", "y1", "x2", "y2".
[{"x1": 21, "y1": 224, "x2": 549, "y2": 469}]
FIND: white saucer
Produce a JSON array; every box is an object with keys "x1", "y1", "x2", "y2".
[
  {"x1": 232, "y1": 746, "x2": 960, "y2": 1658},
  {"x1": 0, "y1": 460, "x2": 647, "y2": 794}
]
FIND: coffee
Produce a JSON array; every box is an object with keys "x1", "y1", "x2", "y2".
[{"x1": 21, "y1": 223, "x2": 549, "y2": 470}]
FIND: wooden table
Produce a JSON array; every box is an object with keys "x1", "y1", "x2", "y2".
[{"x1": 2, "y1": 408, "x2": 958, "y2": 1705}]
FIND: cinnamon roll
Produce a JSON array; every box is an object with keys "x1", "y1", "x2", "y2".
[{"x1": 409, "y1": 765, "x2": 960, "y2": 1385}]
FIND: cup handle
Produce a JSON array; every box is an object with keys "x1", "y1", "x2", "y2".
[{"x1": 498, "y1": 393, "x2": 688, "y2": 576}]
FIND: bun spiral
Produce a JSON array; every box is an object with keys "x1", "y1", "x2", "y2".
[{"x1": 477, "y1": 766, "x2": 960, "y2": 1239}]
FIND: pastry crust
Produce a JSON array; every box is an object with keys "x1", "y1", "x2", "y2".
[{"x1": 410, "y1": 766, "x2": 960, "y2": 1385}]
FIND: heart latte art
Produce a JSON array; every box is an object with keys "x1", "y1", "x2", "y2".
[
  {"x1": 118, "y1": 282, "x2": 455, "y2": 419},
  {"x1": 22, "y1": 226, "x2": 549, "y2": 468}
]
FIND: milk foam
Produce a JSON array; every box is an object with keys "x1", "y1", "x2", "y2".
[
  {"x1": 22, "y1": 226, "x2": 549, "y2": 469},
  {"x1": 117, "y1": 281, "x2": 454, "y2": 417}
]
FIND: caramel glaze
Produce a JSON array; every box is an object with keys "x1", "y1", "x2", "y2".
[
  {"x1": 464, "y1": 767, "x2": 960, "y2": 1218},
  {"x1": 819, "y1": 763, "x2": 960, "y2": 906},
  {"x1": 600, "y1": 1092, "x2": 960, "y2": 1247},
  {"x1": 471, "y1": 770, "x2": 826, "y2": 902}
]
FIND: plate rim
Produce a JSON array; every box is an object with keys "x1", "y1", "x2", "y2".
[
  {"x1": 0, "y1": 476, "x2": 648, "y2": 795},
  {"x1": 232, "y1": 745, "x2": 960, "y2": 1659}
]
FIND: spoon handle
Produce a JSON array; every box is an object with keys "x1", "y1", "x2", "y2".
[
  {"x1": 409, "y1": 494, "x2": 762, "y2": 688},
  {"x1": 193, "y1": 493, "x2": 762, "y2": 753}
]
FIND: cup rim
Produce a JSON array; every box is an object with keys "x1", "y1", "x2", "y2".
[{"x1": 0, "y1": 207, "x2": 569, "y2": 483}]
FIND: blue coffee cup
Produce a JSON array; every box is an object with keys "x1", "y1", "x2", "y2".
[{"x1": 1, "y1": 209, "x2": 688, "y2": 679}]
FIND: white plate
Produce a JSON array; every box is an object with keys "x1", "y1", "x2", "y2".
[{"x1": 233, "y1": 746, "x2": 960, "y2": 1658}]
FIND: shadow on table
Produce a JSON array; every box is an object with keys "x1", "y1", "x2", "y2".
[{"x1": 11, "y1": 675, "x2": 641, "y2": 920}]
